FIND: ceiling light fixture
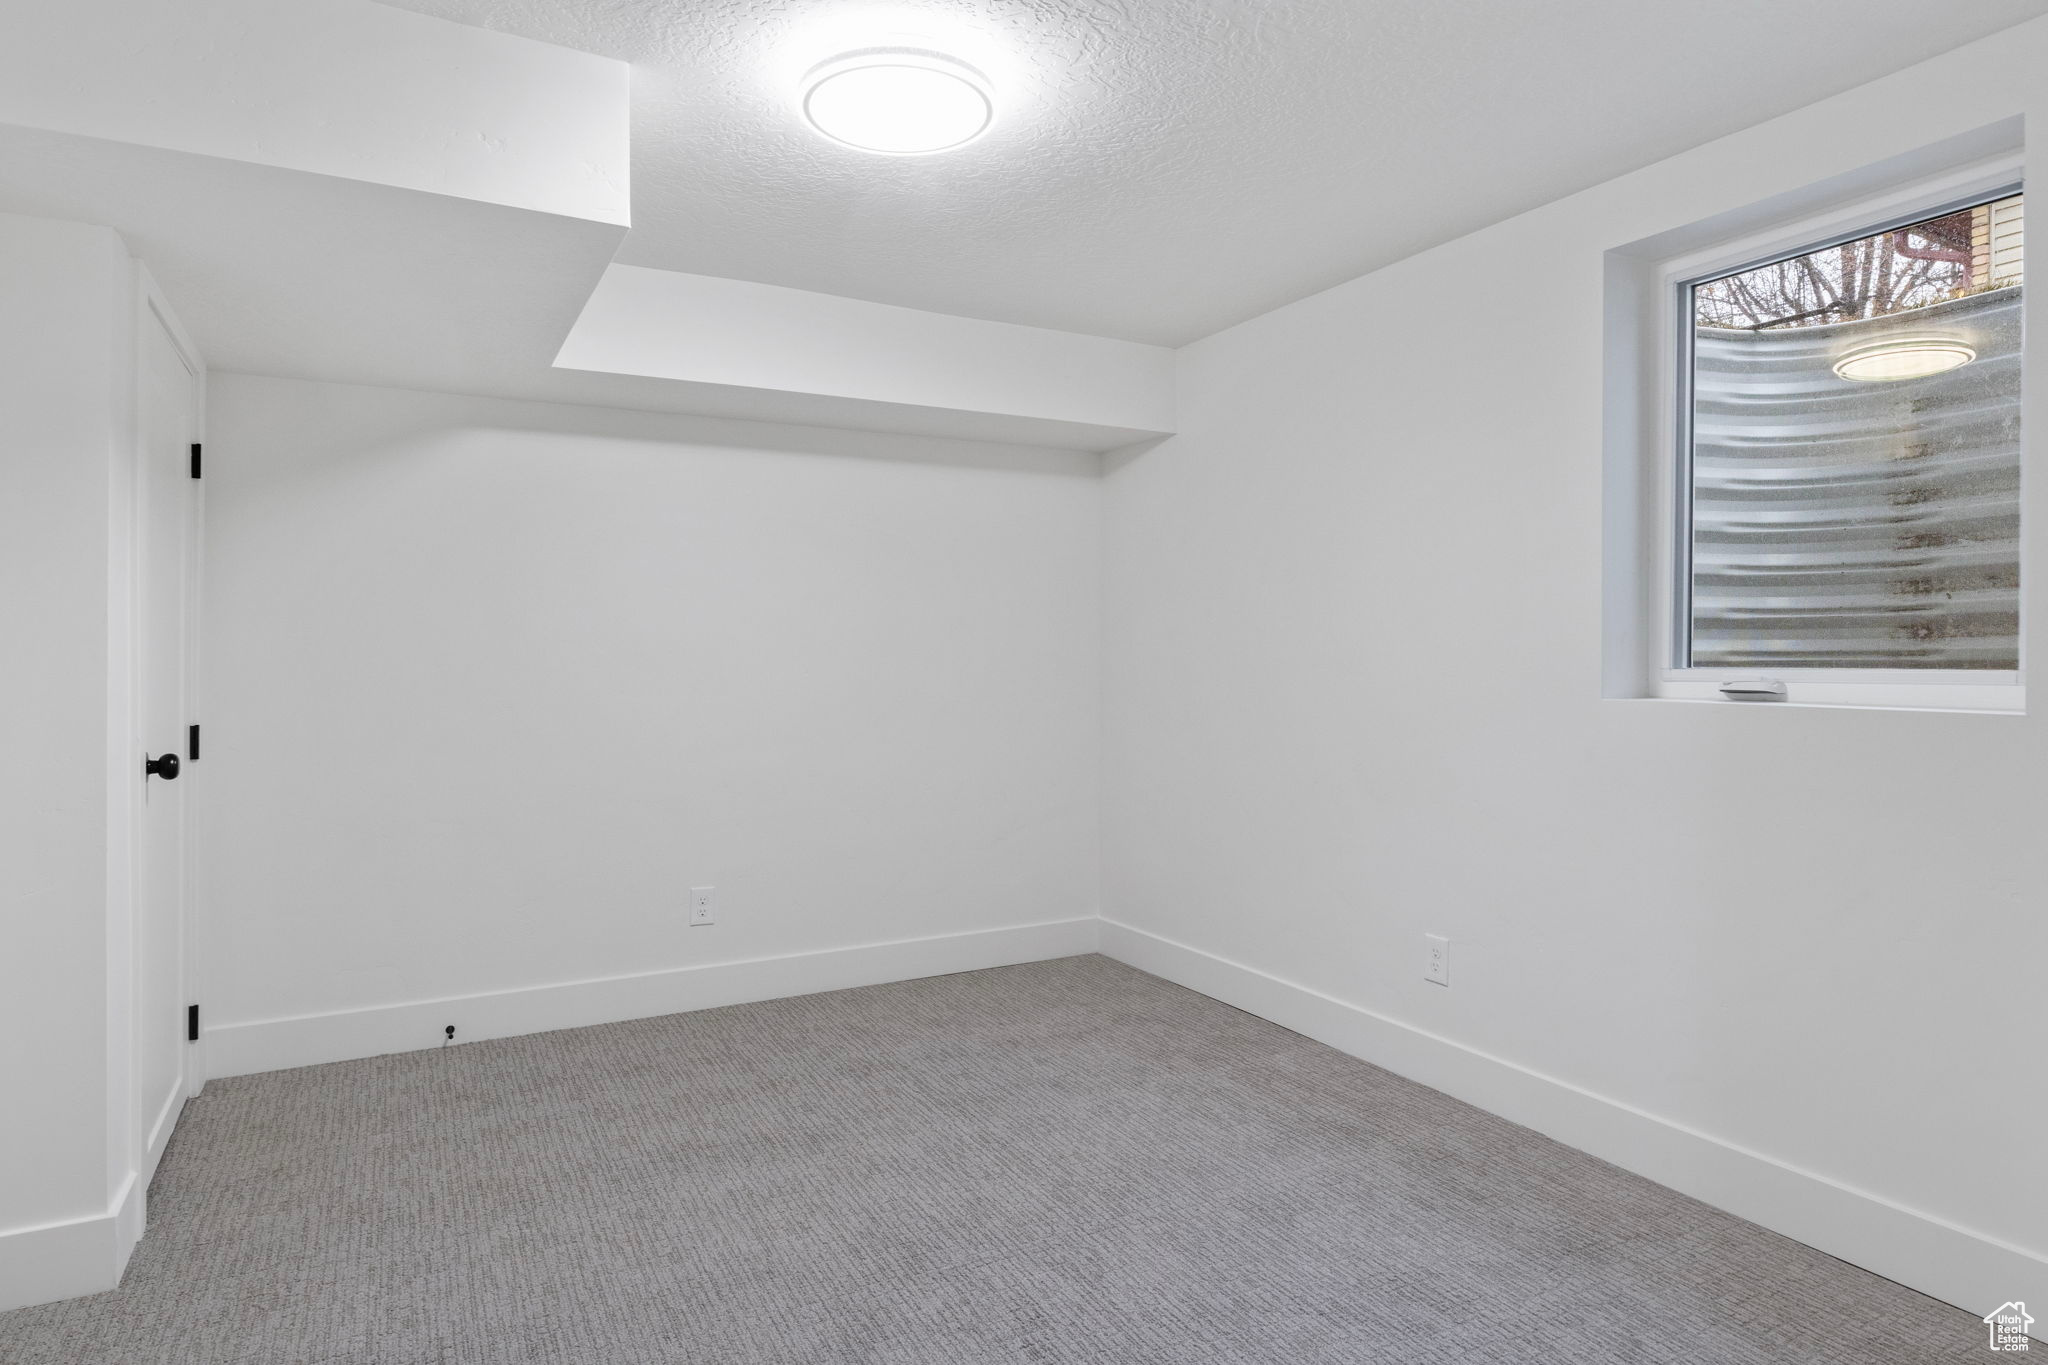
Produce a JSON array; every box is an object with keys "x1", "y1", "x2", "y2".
[
  {"x1": 800, "y1": 49, "x2": 994, "y2": 155},
  {"x1": 1831, "y1": 336, "x2": 1976, "y2": 382}
]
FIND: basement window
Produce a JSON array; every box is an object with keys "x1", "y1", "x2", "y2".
[{"x1": 1660, "y1": 186, "x2": 2024, "y2": 710}]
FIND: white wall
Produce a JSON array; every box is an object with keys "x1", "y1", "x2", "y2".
[
  {"x1": 1102, "y1": 19, "x2": 2048, "y2": 1321},
  {"x1": 0, "y1": 0, "x2": 629, "y2": 224},
  {"x1": 199, "y1": 376, "x2": 1101, "y2": 1067},
  {"x1": 0, "y1": 211, "x2": 141, "y2": 1309}
]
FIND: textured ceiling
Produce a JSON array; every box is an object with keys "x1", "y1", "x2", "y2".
[{"x1": 377, "y1": 0, "x2": 2048, "y2": 344}]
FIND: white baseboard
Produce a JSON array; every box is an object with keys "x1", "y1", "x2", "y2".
[
  {"x1": 0, "y1": 1174, "x2": 140, "y2": 1313},
  {"x1": 141, "y1": 1084, "x2": 185, "y2": 1192},
  {"x1": 209, "y1": 917, "x2": 1102, "y2": 1079},
  {"x1": 1099, "y1": 918, "x2": 2046, "y2": 1334}
]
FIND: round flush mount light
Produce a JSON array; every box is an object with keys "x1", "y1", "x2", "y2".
[
  {"x1": 800, "y1": 50, "x2": 994, "y2": 154},
  {"x1": 1831, "y1": 336, "x2": 1977, "y2": 382}
]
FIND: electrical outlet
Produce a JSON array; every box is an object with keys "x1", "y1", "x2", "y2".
[
  {"x1": 689, "y1": 886, "x2": 717, "y2": 926},
  {"x1": 1424, "y1": 933, "x2": 1450, "y2": 986}
]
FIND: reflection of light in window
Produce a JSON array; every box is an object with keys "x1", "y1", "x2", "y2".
[{"x1": 1831, "y1": 337, "x2": 1976, "y2": 382}]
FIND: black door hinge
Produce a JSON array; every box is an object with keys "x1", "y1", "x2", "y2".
[
  {"x1": 186, "y1": 1004, "x2": 200, "y2": 1042},
  {"x1": 188, "y1": 723, "x2": 200, "y2": 761},
  {"x1": 190, "y1": 443, "x2": 202, "y2": 479}
]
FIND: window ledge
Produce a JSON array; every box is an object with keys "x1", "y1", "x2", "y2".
[{"x1": 1626, "y1": 681, "x2": 2024, "y2": 715}]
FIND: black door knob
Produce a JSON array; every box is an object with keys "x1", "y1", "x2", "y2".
[{"x1": 145, "y1": 752, "x2": 181, "y2": 781}]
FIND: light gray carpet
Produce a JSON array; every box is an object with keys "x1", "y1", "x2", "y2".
[{"x1": 0, "y1": 954, "x2": 1984, "y2": 1364}]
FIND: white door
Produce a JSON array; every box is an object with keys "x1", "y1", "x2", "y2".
[{"x1": 136, "y1": 291, "x2": 198, "y2": 1180}]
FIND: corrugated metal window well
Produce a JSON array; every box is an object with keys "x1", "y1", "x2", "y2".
[{"x1": 1687, "y1": 192, "x2": 2022, "y2": 671}]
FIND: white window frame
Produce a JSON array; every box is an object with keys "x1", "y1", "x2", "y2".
[{"x1": 1649, "y1": 156, "x2": 2026, "y2": 714}]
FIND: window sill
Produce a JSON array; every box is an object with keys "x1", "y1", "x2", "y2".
[{"x1": 1631, "y1": 679, "x2": 2024, "y2": 715}]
